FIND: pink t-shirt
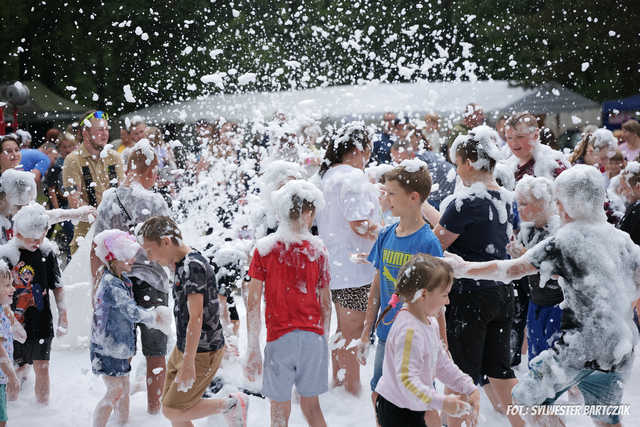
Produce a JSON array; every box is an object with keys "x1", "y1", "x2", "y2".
[
  {"x1": 619, "y1": 142, "x2": 640, "y2": 162},
  {"x1": 375, "y1": 309, "x2": 476, "y2": 411}
]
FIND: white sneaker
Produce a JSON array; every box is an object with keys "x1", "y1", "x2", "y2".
[{"x1": 223, "y1": 393, "x2": 248, "y2": 427}]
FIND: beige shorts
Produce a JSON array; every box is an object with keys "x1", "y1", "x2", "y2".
[{"x1": 161, "y1": 346, "x2": 225, "y2": 410}]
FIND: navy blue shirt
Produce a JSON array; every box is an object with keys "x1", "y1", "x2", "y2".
[
  {"x1": 417, "y1": 151, "x2": 456, "y2": 210},
  {"x1": 371, "y1": 131, "x2": 394, "y2": 164},
  {"x1": 440, "y1": 189, "x2": 513, "y2": 291}
]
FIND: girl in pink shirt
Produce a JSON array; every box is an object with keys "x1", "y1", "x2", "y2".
[{"x1": 375, "y1": 254, "x2": 480, "y2": 426}]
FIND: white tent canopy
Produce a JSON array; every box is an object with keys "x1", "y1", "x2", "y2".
[{"x1": 123, "y1": 80, "x2": 600, "y2": 129}]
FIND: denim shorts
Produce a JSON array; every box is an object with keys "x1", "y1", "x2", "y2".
[
  {"x1": 90, "y1": 348, "x2": 131, "y2": 377},
  {"x1": 263, "y1": 330, "x2": 328, "y2": 402},
  {"x1": 370, "y1": 339, "x2": 386, "y2": 392}
]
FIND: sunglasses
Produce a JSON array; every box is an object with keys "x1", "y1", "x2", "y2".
[{"x1": 82, "y1": 110, "x2": 109, "y2": 124}]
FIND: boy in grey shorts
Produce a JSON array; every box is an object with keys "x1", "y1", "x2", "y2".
[{"x1": 245, "y1": 180, "x2": 332, "y2": 427}]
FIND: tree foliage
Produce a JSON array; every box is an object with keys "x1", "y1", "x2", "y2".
[{"x1": 1, "y1": 0, "x2": 638, "y2": 116}]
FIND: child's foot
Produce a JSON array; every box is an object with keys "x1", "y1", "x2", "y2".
[{"x1": 223, "y1": 393, "x2": 248, "y2": 427}]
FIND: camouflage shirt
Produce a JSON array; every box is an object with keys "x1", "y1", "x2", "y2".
[{"x1": 173, "y1": 251, "x2": 224, "y2": 353}]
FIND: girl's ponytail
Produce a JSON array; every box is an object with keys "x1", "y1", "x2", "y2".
[
  {"x1": 375, "y1": 293, "x2": 401, "y2": 329},
  {"x1": 374, "y1": 254, "x2": 453, "y2": 328}
]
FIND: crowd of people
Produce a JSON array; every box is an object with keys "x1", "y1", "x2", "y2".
[{"x1": 0, "y1": 103, "x2": 639, "y2": 427}]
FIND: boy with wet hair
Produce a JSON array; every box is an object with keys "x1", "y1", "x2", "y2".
[
  {"x1": 137, "y1": 216, "x2": 248, "y2": 427},
  {"x1": 358, "y1": 159, "x2": 444, "y2": 425}
]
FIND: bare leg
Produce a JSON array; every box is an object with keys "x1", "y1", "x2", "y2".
[
  {"x1": 93, "y1": 376, "x2": 127, "y2": 427},
  {"x1": 271, "y1": 400, "x2": 292, "y2": 427},
  {"x1": 146, "y1": 355, "x2": 166, "y2": 414},
  {"x1": 334, "y1": 303, "x2": 366, "y2": 396},
  {"x1": 115, "y1": 375, "x2": 130, "y2": 423},
  {"x1": 488, "y1": 377, "x2": 524, "y2": 427},
  {"x1": 33, "y1": 360, "x2": 50, "y2": 405},
  {"x1": 300, "y1": 396, "x2": 327, "y2": 427},
  {"x1": 332, "y1": 305, "x2": 344, "y2": 388},
  {"x1": 162, "y1": 396, "x2": 233, "y2": 424},
  {"x1": 8, "y1": 365, "x2": 28, "y2": 401},
  {"x1": 484, "y1": 382, "x2": 504, "y2": 413}
]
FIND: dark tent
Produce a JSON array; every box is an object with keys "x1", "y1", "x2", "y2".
[
  {"x1": 1, "y1": 80, "x2": 88, "y2": 124},
  {"x1": 501, "y1": 82, "x2": 600, "y2": 115}
]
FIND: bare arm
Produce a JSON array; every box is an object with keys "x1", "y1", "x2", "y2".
[
  {"x1": 320, "y1": 285, "x2": 332, "y2": 337},
  {"x1": 53, "y1": 287, "x2": 68, "y2": 336},
  {"x1": 184, "y1": 293, "x2": 204, "y2": 360},
  {"x1": 246, "y1": 278, "x2": 263, "y2": 353},
  {"x1": 422, "y1": 201, "x2": 441, "y2": 228},
  {"x1": 357, "y1": 273, "x2": 380, "y2": 364},
  {"x1": 359, "y1": 273, "x2": 380, "y2": 343},
  {"x1": 90, "y1": 244, "x2": 103, "y2": 288},
  {"x1": 31, "y1": 169, "x2": 42, "y2": 184},
  {"x1": 47, "y1": 188, "x2": 60, "y2": 209},
  {"x1": 437, "y1": 309, "x2": 448, "y2": 349},
  {"x1": 245, "y1": 278, "x2": 264, "y2": 381},
  {"x1": 433, "y1": 224, "x2": 459, "y2": 251},
  {"x1": 445, "y1": 253, "x2": 538, "y2": 283},
  {"x1": 349, "y1": 220, "x2": 378, "y2": 241},
  {"x1": 175, "y1": 293, "x2": 204, "y2": 388}
]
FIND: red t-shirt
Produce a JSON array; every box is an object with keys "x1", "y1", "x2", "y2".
[{"x1": 248, "y1": 240, "x2": 330, "y2": 342}]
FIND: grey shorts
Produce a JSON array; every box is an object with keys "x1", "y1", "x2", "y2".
[{"x1": 263, "y1": 330, "x2": 329, "y2": 402}]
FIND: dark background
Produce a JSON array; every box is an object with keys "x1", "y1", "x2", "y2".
[{"x1": 1, "y1": 0, "x2": 639, "y2": 116}]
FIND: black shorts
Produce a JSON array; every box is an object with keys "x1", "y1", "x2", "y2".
[
  {"x1": 375, "y1": 394, "x2": 426, "y2": 427},
  {"x1": 446, "y1": 285, "x2": 515, "y2": 384},
  {"x1": 14, "y1": 337, "x2": 53, "y2": 366},
  {"x1": 131, "y1": 277, "x2": 169, "y2": 357}
]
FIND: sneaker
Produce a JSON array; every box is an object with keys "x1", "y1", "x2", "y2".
[
  {"x1": 203, "y1": 376, "x2": 225, "y2": 398},
  {"x1": 223, "y1": 392, "x2": 249, "y2": 427}
]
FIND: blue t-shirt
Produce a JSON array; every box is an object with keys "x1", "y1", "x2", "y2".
[
  {"x1": 19, "y1": 149, "x2": 51, "y2": 176},
  {"x1": 439, "y1": 189, "x2": 513, "y2": 291},
  {"x1": 367, "y1": 222, "x2": 443, "y2": 341}
]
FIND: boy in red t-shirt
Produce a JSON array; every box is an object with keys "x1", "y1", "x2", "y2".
[{"x1": 245, "y1": 180, "x2": 331, "y2": 427}]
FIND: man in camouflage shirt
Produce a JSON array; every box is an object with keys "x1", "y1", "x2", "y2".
[{"x1": 63, "y1": 110, "x2": 124, "y2": 253}]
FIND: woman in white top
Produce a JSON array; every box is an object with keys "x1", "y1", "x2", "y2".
[{"x1": 316, "y1": 121, "x2": 381, "y2": 396}]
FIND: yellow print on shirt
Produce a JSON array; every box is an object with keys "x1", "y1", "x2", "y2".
[
  {"x1": 380, "y1": 249, "x2": 412, "y2": 326},
  {"x1": 382, "y1": 249, "x2": 413, "y2": 269}
]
